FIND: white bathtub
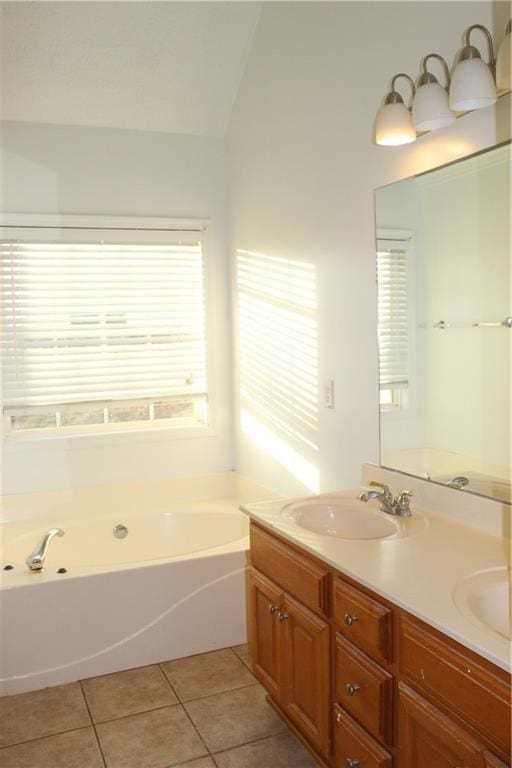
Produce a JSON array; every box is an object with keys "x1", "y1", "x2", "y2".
[{"x1": 0, "y1": 473, "x2": 276, "y2": 695}]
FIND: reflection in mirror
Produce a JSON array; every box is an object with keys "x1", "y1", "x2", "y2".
[{"x1": 375, "y1": 142, "x2": 511, "y2": 504}]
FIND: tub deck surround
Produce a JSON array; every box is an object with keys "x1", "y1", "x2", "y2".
[
  {"x1": 0, "y1": 473, "x2": 279, "y2": 696},
  {"x1": 240, "y1": 490, "x2": 511, "y2": 672},
  {"x1": 0, "y1": 646, "x2": 320, "y2": 768}
]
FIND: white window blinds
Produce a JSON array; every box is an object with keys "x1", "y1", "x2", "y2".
[
  {"x1": 1, "y1": 227, "x2": 208, "y2": 427},
  {"x1": 376, "y1": 240, "x2": 409, "y2": 390}
]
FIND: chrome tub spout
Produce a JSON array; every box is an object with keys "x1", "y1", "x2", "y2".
[{"x1": 26, "y1": 528, "x2": 65, "y2": 571}]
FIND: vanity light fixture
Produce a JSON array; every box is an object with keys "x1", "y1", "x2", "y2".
[
  {"x1": 375, "y1": 73, "x2": 416, "y2": 146},
  {"x1": 375, "y1": 20, "x2": 511, "y2": 146},
  {"x1": 412, "y1": 54, "x2": 455, "y2": 132},
  {"x1": 449, "y1": 24, "x2": 497, "y2": 111},
  {"x1": 496, "y1": 19, "x2": 511, "y2": 91}
]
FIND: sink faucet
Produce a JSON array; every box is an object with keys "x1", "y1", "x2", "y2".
[
  {"x1": 26, "y1": 528, "x2": 65, "y2": 571},
  {"x1": 359, "y1": 481, "x2": 413, "y2": 517}
]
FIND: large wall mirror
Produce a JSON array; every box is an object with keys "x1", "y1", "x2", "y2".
[{"x1": 374, "y1": 142, "x2": 511, "y2": 504}]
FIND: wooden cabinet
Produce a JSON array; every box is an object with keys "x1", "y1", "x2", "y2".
[
  {"x1": 249, "y1": 568, "x2": 283, "y2": 703},
  {"x1": 484, "y1": 753, "x2": 510, "y2": 767},
  {"x1": 334, "y1": 705, "x2": 392, "y2": 768},
  {"x1": 282, "y1": 594, "x2": 330, "y2": 756},
  {"x1": 333, "y1": 576, "x2": 393, "y2": 664},
  {"x1": 248, "y1": 522, "x2": 512, "y2": 768},
  {"x1": 398, "y1": 682, "x2": 488, "y2": 768},
  {"x1": 334, "y1": 634, "x2": 393, "y2": 746},
  {"x1": 249, "y1": 566, "x2": 330, "y2": 758},
  {"x1": 399, "y1": 615, "x2": 511, "y2": 758}
]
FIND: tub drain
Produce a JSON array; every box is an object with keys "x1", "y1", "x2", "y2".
[{"x1": 113, "y1": 524, "x2": 129, "y2": 539}]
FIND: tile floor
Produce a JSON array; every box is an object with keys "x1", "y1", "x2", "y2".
[{"x1": 0, "y1": 644, "x2": 320, "y2": 768}]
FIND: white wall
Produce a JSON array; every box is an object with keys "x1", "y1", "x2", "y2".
[
  {"x1": 227, "y1": 0, "x2": 511, "y2": 496},
  {"x1": 0, "y1": 121, "x2": 233, "y2": 493}
]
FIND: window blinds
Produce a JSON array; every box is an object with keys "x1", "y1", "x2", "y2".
[
  {"x1": 1, "y1": 228, "x2": 207, "y2": 412},
  {"x1": 376, "y1": 242, "x2": 409, "y2": 390}
]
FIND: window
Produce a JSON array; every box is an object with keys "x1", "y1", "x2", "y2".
[
  {"x1": 1, "y1": 222, "x2": 209, "y2": 436},
  {"x1": 376, "y1": 238, "x2": 411, "y2": 410}
]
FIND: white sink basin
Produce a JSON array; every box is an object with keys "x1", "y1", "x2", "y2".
[
  {"x1": 281, "y1": 492, "x2": 426, "y2": 541},
  {"x1": 453, "y1": 567, "x2": 511, "y2": 640}
]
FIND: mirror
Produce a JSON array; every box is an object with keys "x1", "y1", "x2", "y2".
[{"x1": 374, "y1": 142, "x2": 511, "y2": 504}]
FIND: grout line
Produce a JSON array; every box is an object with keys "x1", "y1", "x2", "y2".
[
  {"x1": 0, "y1": 724, "x2": 93, "y2": 752},
  {"x1": 180, "y1": 681, "x2": 260, "y2": 705},
  {"x1": 79, "y1": 680, "x2": 107, "y2": 768},
  {"x1": 229, "y1": 644, "x2": 253, "y2": 673},
  {"x1": 158, "y1": 663, "x2": 212, "y2": 760}
]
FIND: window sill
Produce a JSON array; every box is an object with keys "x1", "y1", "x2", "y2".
[{"x1": 3, "y1": 422, "x2": 217, "y2": 448}]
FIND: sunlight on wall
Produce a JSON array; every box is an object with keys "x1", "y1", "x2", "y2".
[{"x1": 236, "y1": 249, "x2": 319, "y2": 493}]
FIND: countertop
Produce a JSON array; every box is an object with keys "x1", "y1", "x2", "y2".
[{"x1": 241, "y1": 490, "x2": 511, "y2": 672}]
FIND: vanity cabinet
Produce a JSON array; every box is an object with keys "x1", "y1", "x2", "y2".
[
  {"x1": 248, "y1": 567, "x2": 330, "y2": 758},
  {"x1": 398, "y1": 682, "x2": 490, "y2": 767},
  {"x1": 248, "y1": 522, "x2": 511, "y2": 768}
]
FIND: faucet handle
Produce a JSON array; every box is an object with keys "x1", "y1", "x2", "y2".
[{"x1": 394, "y1": 489, "x2": 413, "y2": 516}]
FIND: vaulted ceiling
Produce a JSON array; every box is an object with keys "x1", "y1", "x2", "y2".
[{"x1": 0, "y1": 1, "x2": 261, "y2": 136}]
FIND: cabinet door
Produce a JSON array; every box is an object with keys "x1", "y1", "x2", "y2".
[
  {"x1": 249, "y1": 568, "x2": 283, "y2": 703},
  {"x1": 398, "y1": 682, "x2": 487, "y2": 768},
  {"x1": 282, "y1": 593, "x2": 331, "y2": 757},
  {"x1": 483, "y1": 752, "x2": 509, "y2": 768}
]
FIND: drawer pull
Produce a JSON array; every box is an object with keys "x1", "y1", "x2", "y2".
[
  {"x1": 278, "y1": 611, "x2": 289, "y2": 622},
  {"x1": 344, "y1": 613, "x2": 359, "y2": 626},
  {"x1": 345, "y1": 682, "x2": 361, "y2": 696},
  {"x1": 346, "y1": 760, "x2": 361, "y2": 768},
  {"x1": 268, "y1": 603, "x2": 279, "y2": 614}
]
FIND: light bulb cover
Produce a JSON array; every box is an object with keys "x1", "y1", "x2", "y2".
[
  {"x1": 412, "y1": 81, "x2": 456, "y2": 131},
  {"x1": 449, "y1": 55, "x2": 497, "y2": 110},
  {"x1": 496, "y1": 21, "x2": 511, "y2": 91},
  {"x1": 375, "y1": 100, "x2": 416, "y2": 145}
]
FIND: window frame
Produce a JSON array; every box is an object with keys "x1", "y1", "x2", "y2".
[{"x1": 0, "y1": 213, "x2": 217, "y2": 443}]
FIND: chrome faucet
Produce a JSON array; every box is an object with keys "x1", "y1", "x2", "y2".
[
  {"x1": 26, "y1": 528, "x2": 65, "y2": 571},
  {"x1": 359, "y1": 481, "x2": 413, "y2": 517}
]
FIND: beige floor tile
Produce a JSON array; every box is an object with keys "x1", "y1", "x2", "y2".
[
  {"x1": 185, "y1": 684, "x2": 286, "y2": 753},
  {"x1": 0, "y1": 683, "x2": 90, "y2": 748},
  {"x1": 231, "y1": 643, "x2": 252, "y2": 669},
  {"x1": 82, "y1": 664, "x2": 178, "y2": 723},
  {"x1": 96, "y1": 705, "x2": 207, "y2": 768},
  {"x1": 174, "y1": 760, "x2": 216, "y2": 768},
  {"x1": 161, "y1": 649, "x2": 256, "y2": 702},
  {"x1": 0, "y1": 727, "x2": 103, "y2": 768},
  {"x1": 213, "y1": 733, "x2": 320, "y2": 767}
]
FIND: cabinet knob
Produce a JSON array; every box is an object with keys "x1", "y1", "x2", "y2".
[
  {"x1": 268, "y1": 604, "x2": 279, "y2": 614},
  {"x1": 346, "y1": 760, "x2": 360, "y2": 768},
  {"x1": 345, "y1": 682, "x2": 361, "y2": 696},
  {"x1": 343, "y1": 613, "x2": 359, "y2": 627},
  {"x1": 278, "y1": 611, "x2": 289, "y2": 622}
]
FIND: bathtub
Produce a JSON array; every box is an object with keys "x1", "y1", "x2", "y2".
[{"x1": 0, "y1": 473, "x2": 276, "y2": 696}]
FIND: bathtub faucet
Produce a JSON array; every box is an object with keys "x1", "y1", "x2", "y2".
[{"x1": 26, "y1": 528, "x2": 65, "y2": 571}]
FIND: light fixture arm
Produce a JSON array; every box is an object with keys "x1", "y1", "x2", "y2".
[
  {"x1": 418, "y1": 53, "x2": 451, "y2": 89},
  {"x1": 385, "y1": 73, "x2": 416, "y2": 108},
  {"x1": 463, "y1": 24, "x2": 496, "y2": 70}
]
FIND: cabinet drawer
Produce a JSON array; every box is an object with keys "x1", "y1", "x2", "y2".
[
  {"x1": 250, "y1": 524, "x2": 329, "y2": 615},
  {"x1": 335, "y1": 634, "x2": 393, "y2": 746},
  {"x1": 334, "y1": 705, "x2": 392, "y2": 768},
  {"x1": 399, "y1": 615, "x2": 511, "y2": 757},
  {"x1": 333, "y1": 577, "x2": 392, "y2": 663}
]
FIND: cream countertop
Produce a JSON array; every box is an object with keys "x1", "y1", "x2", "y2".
[{"x1": 241, "y1": 490, "x2": 511, "y2": 672}]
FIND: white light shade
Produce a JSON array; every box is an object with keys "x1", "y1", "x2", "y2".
[
  {"x1": 375, "y1": 102, "x2": 416, "y2": 146},
  {"x1": 449, "y1": 58, "x2": 497, "y2": 111},
  {"x1": 496, "y1": 30, "x2": 511, "y2": 91},
  {"x1": 412, "y1": 82, "x2": 456, "y2": 132}
]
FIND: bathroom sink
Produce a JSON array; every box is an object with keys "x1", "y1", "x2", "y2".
[
  {"x1": 281, "y1": 492, "x2": 425, "y2": 541},
  {"x1": 453, "y1": 567, "x2": 511, "y2": 640}
]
